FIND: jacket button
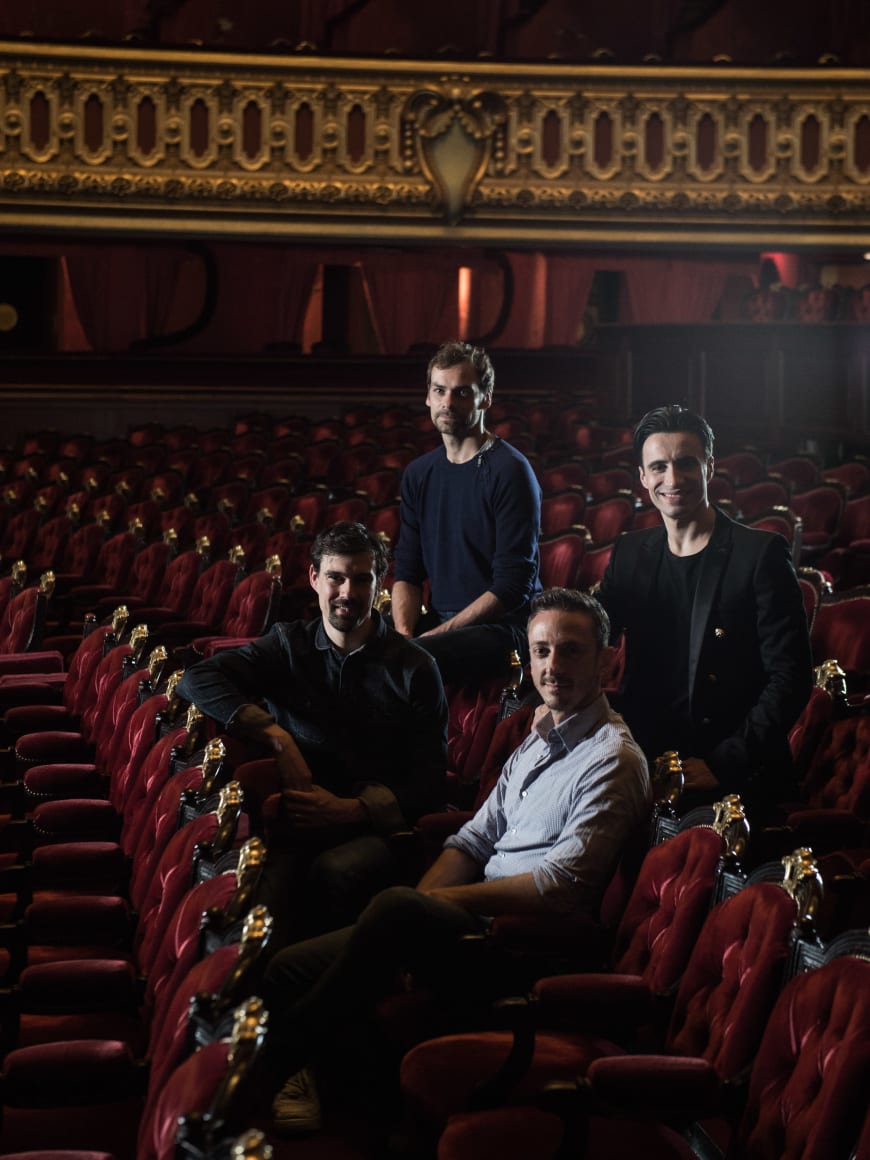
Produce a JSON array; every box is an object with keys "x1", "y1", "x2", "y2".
[
  {"x1": 702, "y1": 717, "x2": 712, "y2": 725},
  {"x1": 714, "y1": 627, "x2": 725, "y2": 638},
  {"x1": 707, "y1": 673, "x2": 717, "y2": 682}
]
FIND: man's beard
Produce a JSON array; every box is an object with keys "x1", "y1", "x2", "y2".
[{"x1": 328, "y1": 601, "x2": 361, "y2": 630}]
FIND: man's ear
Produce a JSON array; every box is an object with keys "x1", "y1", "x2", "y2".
[
  {"x1": 309, "y1": 564, "x2": 319, "y2": 592},
  {"x1": 598, "y1": 644, "x2": 618, "y2": 684},
  {"x1": 705, "y1": 456, "x2": 715, "y2": 481}
]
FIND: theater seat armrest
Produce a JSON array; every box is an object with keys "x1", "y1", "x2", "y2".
[
  {"x1": 533, "y1": 974, "x2": 655, "y2": 1032},
  {"x1": 1, "y1": 1039, "x2": 145, "y2": 1106},
  {"x1": 0, "y1": 653, "x2": 64, "y2": 676},
  {"x1": 201, "y1": 636, "x2": 257, "y2": 656},
  {"x1": 782, "y1": 809, "x2": 865, "y2": 851},
  {"x1": 586, "y1": 1054, "x2": 722, "y2": 1118}
]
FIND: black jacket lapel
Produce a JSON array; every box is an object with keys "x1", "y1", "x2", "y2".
[{"x1": 688, "y1": 511, "x2": 732, "y2": 708}]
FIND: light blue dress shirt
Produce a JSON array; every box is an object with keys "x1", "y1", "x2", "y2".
[{"x1": 445, "y1": 694, "x2": 650, "y2": 913}]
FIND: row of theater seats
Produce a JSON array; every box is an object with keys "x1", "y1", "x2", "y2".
[
  {"x1": 0, "y1": 618, "x2": 278, "y2": 1157},
  {"x1": 0, "y1": 414, "x2": 868, "y2": 727},
  {"x1": 0, "y1": 413, "x2": 866, "y2": 1157},
  {"x1": 0, "y1": 611, "x2": 867, "y2": 1157},
  {"x1": 1, "y1": 410, "x2": 868, "y2": 606}
]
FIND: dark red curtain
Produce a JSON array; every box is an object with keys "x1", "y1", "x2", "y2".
[
  {"x1": 619, "y1": 258, "x2": 756, "y2": 323},
  {"x1": 543, "y1": 255, "x2": 598, "y2": 344},
  {"x1": 360, "y1": 250, "x2": 459, "y2": 354}
]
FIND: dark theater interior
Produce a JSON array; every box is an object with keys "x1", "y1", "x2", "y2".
[{"x1": 0, "y1": 3, "x2": 869, "y2": 1158}]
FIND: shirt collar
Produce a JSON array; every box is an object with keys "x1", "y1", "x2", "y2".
[
  {"x1": 314, "y1": 608, "x2": 386, "y2": 653},
  {"x1": 533, "y1": 693, "x2": 609, "y2": 750}
]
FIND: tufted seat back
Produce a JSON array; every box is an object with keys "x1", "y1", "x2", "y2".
[
  {"x1": 218, "y1": 570, "x2": 280, "y2": 639},
  {"x1": 29, "y1": 514, "x2": 73, "y2": 572},
  {"x1": 184, "y1": 559, "x2": 238, "y2": 628},
  {"x1": 801, "y1": 711, "x2": 870, "y2": 815},
  {"x1": 811, "y1": 593, "x2": 870, "y2": 690},
  {"x1": 151, "y1": 547, "x2": 202, "y2": 613},
  {"x1": 0, "y1": 587, "x2": 46, "y2": 653},
  {"x1": 539, "y1": 530, "x2": 586, "y2": 589},
  {"x1": 665, "y1": 882, "x2": 797, "y2": 1081},
  {"x1": 734, "y1": 953, "x2": 870, "y2": 1160},
  {"x1": 611, "y1": 825, "x2": 724, "y2": 993}
]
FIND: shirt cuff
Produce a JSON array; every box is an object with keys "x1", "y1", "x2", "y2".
[
  {"x1": 357, "y1": 783, "x2": 407, "y2": 836},
  {"x1": 227, "y1": 703, "x2": 276, "y2": 737}
]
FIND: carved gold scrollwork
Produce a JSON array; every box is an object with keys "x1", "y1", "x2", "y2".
[
  {"x1": 2, "y1": 42, "x2": 870, "y2": 242},
  {"x1": 405, "y1": 80, "x2": 506, "y2": 223}
]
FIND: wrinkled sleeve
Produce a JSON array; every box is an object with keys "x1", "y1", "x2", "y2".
[
  {"x1": 444, "y1": 743, "x2": 519, "y2": 866},
  {"x1": 356, "y1": 650, "x2": 448, "y2": 831},
  {"x1": 488, "y1": 455, "x2": 541, "y2": 612},
  {"x1": 595, "y1": 539, "x2": 625, "y2": 646},
  {"x1": 176, "y1": 624, "x2": 291, "y2": 734},
  {"x1": 532, "y1": 743, "x2": 649, "y2": 913},
  {"x1": 393, "y1": 464, "x2": 426, "y2": 587},
  {"x1": 707, "y1": 533, "x2": 813, "y2": 786}
]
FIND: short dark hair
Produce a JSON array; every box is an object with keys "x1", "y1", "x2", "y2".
[
  {"x1": 427, "y1": 340, "x2": 495, "y2": 397},
  {"x1": 528, "y1": 588, "x2": 610, "y2": 651},
  {"x1": 310, "y1": 522, "x2": 389, "y2": 582},
  {"x1": 633, "y1": 405, "x2": 714, "y2": 464}
]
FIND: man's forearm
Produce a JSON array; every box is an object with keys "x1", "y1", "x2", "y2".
[
  {"x1": 260, "y1": 723, "x2": 314, "y2": 790},
  {"x1": 421, "y1": 590, "x2": 506, "y2": 635},
  {"x1": 416, "y1": 847, "x2": 482, "y2": 891},
  {"x1": 421, "y1": 871, "x2": 544, "y2": 916},
  {"x1": 391, "y1": 581, "x2": 423, "y2": 636}
]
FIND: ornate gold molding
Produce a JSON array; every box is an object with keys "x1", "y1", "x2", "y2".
[{"x1": 2, "y1": 40, "x2": 870, "y2": 246}]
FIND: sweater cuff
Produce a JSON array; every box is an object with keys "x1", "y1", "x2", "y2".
[
  {"x1": 357, "y1": 783, "x2": 406, "y2": 836},
  {"x1": 227, "y1": 703, "x2": 276, "y2": 737}
]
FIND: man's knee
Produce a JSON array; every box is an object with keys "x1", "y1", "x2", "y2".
[
  {"x1": 355, "y1": 884, "x2": 477, "y2": 949},
  {"x1": 358, "y1": 884, "x2": 426, "y2": 929},
  {"x1": 264, "y1": 925, "x2": 353, "y2": 996},
  {"x1": 307, "y1": 836, "x2": 393, "y2": 895},
  {"x1": 305, "y1": 836, "x2": 396, "y2": 928}
]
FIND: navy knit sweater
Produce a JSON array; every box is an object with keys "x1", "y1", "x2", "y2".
[{"x1": 393, "y1": 438, "x2": 542, "y2": 626}]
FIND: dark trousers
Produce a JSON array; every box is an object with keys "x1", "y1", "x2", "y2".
[
  {"x1": 262, "y1": 885, "x2": 484, "y2": 1080},
  {"x1": 412, "y1": 620, "x2": 528, "y2": 687},
  {"x1": 256, "y1": 833, "x2": 399, "y2": 953}
]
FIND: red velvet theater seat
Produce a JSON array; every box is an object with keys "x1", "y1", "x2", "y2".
[
  {"x1": 539, "y1": 529, "x2": 587, "y2": 589},
  {"x1": 400, "y1": 847, "x2": 806, "y2": 1151},
  {"x1": 729, "y1": 939, "x2": 870, "y2": 1160},
  {"x1": 811, "y1": 589, "x2": 870, "y2": 693},
  {"x1": 792, "y1": 484, "x2": 847, "y2": 561},
  {"x1": 183, "y1": 565, "x2": 282, "y2": 659},
  {"x1": 138, "y1": 997, "x2": 268, "y2": 1160},
  {"x1": 0, "y1": 893, "x2": 267, "y2": 1159}
]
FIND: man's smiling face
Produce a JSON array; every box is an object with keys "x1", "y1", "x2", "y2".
[
  {"x1": 528, "y1": 608, "x2": 612, "y2": 724},
  {"x1": 638, "y1": 431, "x2": 713, "y2": 524}
]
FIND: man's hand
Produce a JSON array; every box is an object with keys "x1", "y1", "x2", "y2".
[
  {"x1": 260, "y1": 724, "x2": 313, "y2": 791},
  {"x1": 682, "y1": 757, "x2": 720, "y2": 791},
  {"x1": 282, "y1": 785, "x2": 366, "y2": 829},
  {"x1": 390, "y1": 580, "x2": 422, "y2": 638},
  {"x1": 418, "y1": 591, "x2": 506, "y2": 637},
  {"x1": 419, "y1": 617, "x2": 457, "y2": 637}
]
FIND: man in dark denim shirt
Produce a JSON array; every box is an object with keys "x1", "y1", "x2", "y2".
[{"x1": 177, "y1": 521, "x2": 447, "y2": 943}]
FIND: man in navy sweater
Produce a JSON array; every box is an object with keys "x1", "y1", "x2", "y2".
[{"x1": 391, "y1": 340, "x2": 542, "y2": 685}]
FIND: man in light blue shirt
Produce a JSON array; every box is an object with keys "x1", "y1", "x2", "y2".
[{"x1": 263, "y1": 588, "x2": 650, "y2": 1135}]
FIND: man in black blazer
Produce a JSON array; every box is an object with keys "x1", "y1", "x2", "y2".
[{"x1": 598, "y1": 405, "x2": 813, "y2": 815}]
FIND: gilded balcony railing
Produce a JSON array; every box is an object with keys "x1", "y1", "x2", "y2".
[{"x1": 1, "y1": 39, "x2": 870, "y2": 246}]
